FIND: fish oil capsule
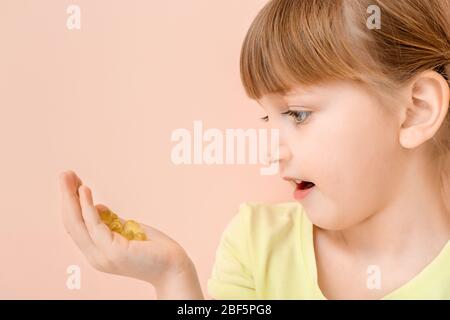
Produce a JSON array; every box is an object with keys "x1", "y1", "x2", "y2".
[
  {"x1": 123, "y1": 220, "x2": 148, "y2": 241},
  {"x1": 133, "y1": 232, "x2": 147, "y2": 241},
  {"x1": 99, "y1": 209, "x2": 119, "y2": 226},
  {"x1": 123, "y1": 220, "x2": 140, "y2": 232},
  {"x1": 121, "y1": 229, "x2": 135, "y2": 240},
  {"x1": 109, "y1": 218, "x2": 123, "y2": 233},
  {"x1": 99, "y1": 210, "x2": 114, "y2": 225},
  {"x1": 99, "y1": 209, "x2": 148, "y2": 240}
]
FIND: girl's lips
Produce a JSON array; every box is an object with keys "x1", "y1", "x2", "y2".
[
  {"x1": 282, "y1": 177, "x2": 315, "y2": 201},
  {"x1": 293, "y1": 181, "x2": 315, "y2": 201}
]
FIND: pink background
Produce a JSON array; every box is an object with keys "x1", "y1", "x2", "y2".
[{"x1": 0, "y1": 0, "x2": 292, "y2": 299}]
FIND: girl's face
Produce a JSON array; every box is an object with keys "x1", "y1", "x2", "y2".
[{"x1": 259, "y1": 80, "x2": 408, "y2": 230}]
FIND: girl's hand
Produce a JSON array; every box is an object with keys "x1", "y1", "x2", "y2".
[{"x1": 58, "y1": 170, "x2": 199, "y2": 293}]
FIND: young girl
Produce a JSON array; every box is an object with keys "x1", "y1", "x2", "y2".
[{"x1": 59, "y1": 0, "x2": 450, "y2": 299}]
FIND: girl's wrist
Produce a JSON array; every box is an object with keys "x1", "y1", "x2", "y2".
[{"x1": 153, "y1": 259, "x2": 204, "y2": 300}]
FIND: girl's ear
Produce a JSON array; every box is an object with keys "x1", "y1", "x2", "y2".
[{"x1": 399, "y1": 70, "x2": 450, "y2": 149}]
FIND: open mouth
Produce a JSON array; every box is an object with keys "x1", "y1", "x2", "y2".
[
  {"x1": 297, "y1": 180, "x2": 315, "y2": 190},
  {"x1": 293, "y1": 180, "x2": 315, "y2": 200},
  {"x1": 283, "y1": 176, "x2": 316, "y2": 200}
]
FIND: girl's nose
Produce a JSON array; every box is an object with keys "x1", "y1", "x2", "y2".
[{"x1": 266, "y1": 144, "x2": 292, "y2": 166}]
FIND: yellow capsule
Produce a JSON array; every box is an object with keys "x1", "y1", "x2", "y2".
[
  {"x1": 122, "y1": 220, "x2": 148, "y2": 241},
  {"x1": 99, "y1": 210, "x2": 149, "y2": 240},
  {"x1": 100, "y1": 209, "x2": 119, "y2": 226},
  {"x1": 121, "y1": 229, "x2": 135, "y2": 240},
  {"x1": 109, "y1": 218, "x2": 123, "y2": 233},
  {"x1": 133, "y1": 232, "x2": 147, "y2": 241},
  {"x1": 123, "y1": 220, "x2": 141, "y2": 232},
  {"x1": 99, "y1": 210, "x2": 113, "y2": 225}
]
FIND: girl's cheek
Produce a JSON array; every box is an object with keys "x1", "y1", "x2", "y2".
[{"x1": 312, "y1": 134, "x2": 369, "y2": 193}]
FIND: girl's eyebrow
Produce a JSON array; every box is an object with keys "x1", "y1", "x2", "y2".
[
  {"x1": 283, "y1": 92, "x2": 315, "y2": 105},
  {"x1": 286, "y1": 105, "x2": 306, "y2": 109},
  {"x1": 284, "y1": 85, "x2": 313, "y2": 97},
  {"x1": 284, "y1": 86, "x2": 326, "y2": 104},
  {"x1": 284, "y1": 94, "x2": 310, "y2": 106}
]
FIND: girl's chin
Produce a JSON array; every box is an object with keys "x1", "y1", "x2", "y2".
[
  {"x1": 304, "y1": 208, "x2": 352, "y2": 231},
  {"x1": 300, "y1": 194, "x2": 363, "y2": 230}
]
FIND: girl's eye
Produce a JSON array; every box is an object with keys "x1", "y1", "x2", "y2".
[
  {"x1": 281, "y1": 110, "x2": 312, "y2": 125},
  {"x1": 260, "y1": 110, "x2": 312, "y2": 125}
]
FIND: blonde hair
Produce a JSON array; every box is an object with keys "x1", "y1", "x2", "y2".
[{"x1": 240, "y1": 0, "x2": 450, "y2": 207}]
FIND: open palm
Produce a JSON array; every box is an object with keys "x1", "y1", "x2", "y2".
[{"x1": 58, "y1": 170, "x2": 192, "y2": 287}]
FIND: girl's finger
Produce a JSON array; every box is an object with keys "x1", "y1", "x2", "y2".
[
  {"x1": 78, "y1": 185, "x2": 117, "y2": 252},
  {"x1": 59, "y1": 171, "x2": 99, "y2": 255},
  {"x1": 95, "y1": 204, "x2": 109, "y2": 213}
]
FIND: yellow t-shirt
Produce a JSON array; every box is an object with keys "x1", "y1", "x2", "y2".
[{"x1": 207, "y1": 201, "x2": 450, "y2": 299}]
